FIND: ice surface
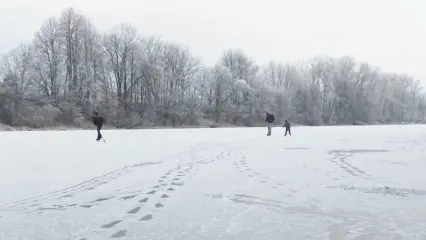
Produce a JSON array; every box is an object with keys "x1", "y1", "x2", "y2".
[{"x1": 1, "y1": 125, "x2": 426, "y2": 240}]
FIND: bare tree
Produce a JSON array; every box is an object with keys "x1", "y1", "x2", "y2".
[
  {"x1": 59, "y1": 7, "x2": 86, "y2": 103},
  {"x1": 103, "y1": 23, "x2": 140, "y2": 107},
  {"x1": 409, "y1": 79, "x2": 422, "y2": 121},
  {"x1": 1, "y1": 43, "x2": 33, "y2": 97},
  {"x1": 32, "y1": 16, "x2": 63, "y2": 101},
  {"x1": 0, "y1": 44, "x2": 34, "y2": 125}
]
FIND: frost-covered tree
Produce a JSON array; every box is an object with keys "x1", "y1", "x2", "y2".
[{"x1": 32, "y1": 16, "x2": 63, "y2": 101}]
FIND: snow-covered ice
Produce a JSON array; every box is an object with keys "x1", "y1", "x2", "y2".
[{"x1": 1, "y1": 125, "x2": 426, "y2": 240}]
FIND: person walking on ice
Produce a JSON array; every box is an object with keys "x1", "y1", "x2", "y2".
[
  {"x1": 265, "y1": 112, "x2": 275, "y2": 136},
  {"x1": 92, "y1": 111, "x2": 105, "y2": 141},
  {"x1": 283, "y1": 119, "x2": 291, "y2": 136}
]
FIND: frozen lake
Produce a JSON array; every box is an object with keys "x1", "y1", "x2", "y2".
[{"x1": 1, "y1": 125, "x2": 426, "y2": 240}]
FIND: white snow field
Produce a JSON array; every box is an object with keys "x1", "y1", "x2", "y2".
[{"x1": 1, "y1": 125, "x2": 426, "y2": 240}]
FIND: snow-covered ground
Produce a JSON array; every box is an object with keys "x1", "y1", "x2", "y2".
[{"x1": 1, "y1": 125, "x2": 426, "y2": 240}]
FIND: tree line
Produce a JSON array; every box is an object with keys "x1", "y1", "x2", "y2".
[{"x1": 0, "y1": 7, "x2": 424, "y2": 129}]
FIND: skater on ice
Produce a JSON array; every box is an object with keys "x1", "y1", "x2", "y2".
[
  {"x1": 92, "y1": 111, "x2": 105, "y2": 141},
  {"x1": 265, "y1": 112, "x2": 275, "y2": 136},
  {"x1": 283, "y1": 119, "x2": 291, "y2": 136}
]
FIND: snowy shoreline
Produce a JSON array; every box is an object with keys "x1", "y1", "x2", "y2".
[{"x1": 0, "y1": 121, "x2": 424, "y2": 132}]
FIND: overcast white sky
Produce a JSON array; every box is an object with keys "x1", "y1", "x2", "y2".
[{"x1": 1, "y1": 0, "x2": 425, "y2": 81}]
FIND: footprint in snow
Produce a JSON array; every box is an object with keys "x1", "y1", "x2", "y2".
[
  {"x1": 111, "y1": 230, "x2": 127, "y2": 238},
  {"x1": 101, "y1": 220, "x2": 122, "y2": 229},
  {"x1": 140, "y1": 214, "x2": 153, "y2": 221},
  {"x1": 171, "y1": 182, "x2": 184, "y2": 186},
  {"x1": 121, "y1": 195, "x2": 136, "y2": 200},
  {"x1": 155, "y1": 203, "x2": 164, "y2": 208},
  {"x1": 127, "y1": 207, "x2": 141, "y2": 214},
  {"x1": 95, "y1": 196, "x2": 113, "y2": 202}
]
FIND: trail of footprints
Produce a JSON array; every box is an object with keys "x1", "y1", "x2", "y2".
[
  {"x1": 94, "y1": 165, "x2": 192, "y2": 238},
  {"x1": 328, "y1": 151, "x2": 372, "y2": 179},
  {"x1": 330, "y1": 155, "x2": 368, "y2": 178},
  {"x1": 1, "y1": 147, "x2": 236, "y2": 239},
  {"x1": 195, "y1": 147, "x2": 235, "y2": 165},
  {"x1": 23, "y1": 148, "x2": 236, "y2": 216},
  {"x1": 17, "y1": 179, "x2": 163, "y2": 214},
  {"x1": 96, "y1": 147, "x2": 237, "y2": 239},
  {"x1": 0, "y1": 163, "x2": 160, "y2": 213},
  {"x1": 0, "y1": 143, "x2": 225, "y2": 213},
  {"x1": 232, "y1": 154, "x2": 298, "y2": 197}
]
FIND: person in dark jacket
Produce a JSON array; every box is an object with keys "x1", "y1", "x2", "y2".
[
  {"x1": 265, "y1": 112, "x2": 275, "y2": 136},
  {"x1": 92, "y1": 111, "x2": 105, "y2": 141},
  {"x1": 283, "y1": 119, "x2": 291, "y2": 136}
]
